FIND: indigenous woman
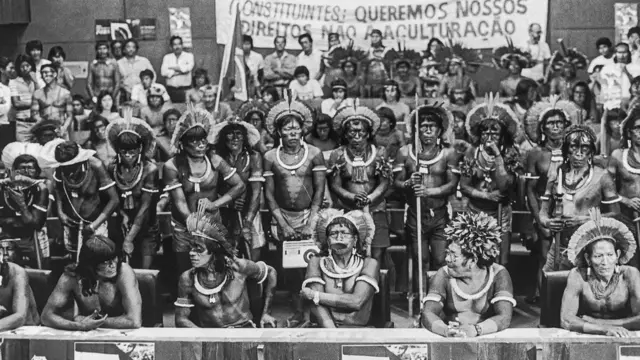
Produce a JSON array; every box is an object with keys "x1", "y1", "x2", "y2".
[
  {"x1": 561, "y1": 210, "x2": 640, "y2": 337},
  {"x1": 438, "y1": 44, "x2": 480, "y2": 99},
  {"x1": 388, "y1": 48, "x2": 423, "y2": 98},
  {"x1": 459, "y1": 94, "x2": 523, "y2": 265},
  {"x1": 237, "y1": 99, "x2": 273, "y2": 153},
  {"x1": 0, "y1": 142, "x2": 50, "y2": 268},
  {"x1": 493, "y1": 39, "x2": 533, "y2": 100},
  {"x1": 300, "y1": 208, "x2": 379, "y2": 328},
  {"x1": 106, "y1": 110, "x2": 159, "y2": 269},
  {"x1": 539, "y1": 125, "x2": 621, "y2": 271},
  {"x1": 86, "y1": 115, "x2": 116, "y2": 167},
  {"x1": 321, "y1": 79, "x2": 354, "y2": 118},
  {"x1": 210, "y1": 116, "x2": 265, "y2": 261},
  {"x1": 421, "y1": 212, "x2": 515, "y2": 337},
  {"x1": 376, "y1": 79, "x2": 411, "y2": 126},
  {"x1": 328, "y1": 102, "x2": 392, "y2": 262}
]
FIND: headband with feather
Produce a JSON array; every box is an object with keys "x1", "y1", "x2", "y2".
[
  {"x1": 170, "y1": 103, "x2": 215, "y2": 154},
  {"x1": 439, "y1": 40, "x2": 484, "y2": 73},
  {"x1": 315, "y1": 208, "x2": 375, "y2": 254},
  {"x1": 550, "y1": 38, "x2": 589, "y2": 71},
  {"x1": 332, "y1": 99, "x2": 382, "y2": 135},
  {"x1": 208, "y1": 115, "x2": 262, "y2": 147},
  {"x1": 264, "y1": 89, "x2": 314, "y2": 135},
  {"x1": 185, "y1": 206, "x2": 235, "y2": 257},
  {"x1": 567, "y1": 208, "x2": 636, "y2": 267},
  {"x1": 407, "y1": 102, "x2": 454, "y2": 145},
  {"x1": 465, "y1": 93, "x2": 521, "y2": 144},
  {"x1": 492, "y1": 37, "x2": 534, "y2": 69},
  {"x1": 105, "y1": 107, "x2": 157, "y2": 160},
  {"x1": 523, "y1": 95, "x2": 580, "y2": 143},
  {"x1": 237, "y1": 99, "x2": 271, "y2": 123},
  {"x1": 324, "y1": 39, "x2": 369, "y2": 70}
]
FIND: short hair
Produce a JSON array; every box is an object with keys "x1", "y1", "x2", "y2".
[
  {"x1": 340, "y1": 118, "x2": 373, "y2": 146},
  {"x1": 0, "y1": 57, "x2": 11, "y2": 71},
  {"x1": 123, "y1": 38, "x2": 139, "y2": 51},
  {"x1": 615, "y1": 42, "x2": 631, "y2": 64},
  {"x1": 319, "y1": 218, "x2": 366, "y2": 257},
  {"x1": 116, "y1": 131, "x2": 143, "y2": 151},
  {"x1": 13, "y1": 154, "x2": 41, "y2": 177},
  {"x1": 528, "y1": 23, "x2": 541, "y2": 31},
  {"x1": 110, "y1": 40, "x2": 123, "y2": 49},
  {"x1": 376, "y1": 107, "x2": 397, "y2": 130},
  {"x1": 298, "y1": 33, "x2": 313, "y2": 44},
  {"x1": 243, "y1": 35, "x2": 254, "y2": 47},
  {"x1": 25, "y1": 40, "x2": 43, "y2": 54},
  {"x1": 192, "y1": 68, "x2": 210, "y2": 87},
  {"x1": 40, "y1": 63, "x2": 56, "y2": 74},
  {"x1": 14, "y1": 54, "x2": 35, "y2": 73},
  {"x1": 139, "y1": 69, "x2": 154, "y2": 80},
  {"x1": 72, "y1": 94, "x2": 86, "y2": 104},
  {"x1": 273, "y1": 36, "x2": 286, "y2": 45},
  {"x1": 47, "y1": 46, "x2": 66, "y2": 62},
  {"x1": 629, "y1": 27, "x2": 640, "y2": 39},
  {"x1": 163, "y1": 108, "x2": 181, "y2": 125},
  {"x1": 294, "y1": 66, "x2": 310, "y2": 78},
  {"x1": 95, "y1": 41, "x2": 110, "y2": 52},
  {"x1": 371, "y1": 29, "x2": 382, "y2": 37},
  {"x1": 54, "y1": 141, "x2": 80, "y2": 163},
  {"x1": 170, "y1": 35, "x2": 183, "y2": 45},
  {"x1": 596, "y1": 37, "x2": 613, "y2": 49}
]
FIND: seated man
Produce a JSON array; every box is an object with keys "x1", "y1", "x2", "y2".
[
  {"x1": 0, "y1": 239, "x2": 40, "y2": 330},
  {"x1": 300, "y1": 209, "x2": 379, "y2": 328},
  {"x1": 41, "y1": 236, "x2": 142, "y2": 330},
  {"x1": 174, "y1": 211, "x2": 277, "y2": 328},
  {"x1": 421, "y1": 212, "x2": 514, "y2": 337},
  {"x1": 561, "y1": 211, "x2": 640, "y2": 337}
]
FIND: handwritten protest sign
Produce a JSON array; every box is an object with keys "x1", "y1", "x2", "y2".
[{"x1": 216, "y1": 0, "x2": 549, "y2": 50}]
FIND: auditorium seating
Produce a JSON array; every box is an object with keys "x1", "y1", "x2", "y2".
[
  {"x1": 540, "y1": 270, "x2": 570, "y2": 328},
  {"x1": 25, "y1": 268, "x2": 54, "y2": 314},
  {"x1": 369, "y1": 269, "x2": 393, "y2": 328},
  {"x1": 134, "y1": 269, "x2": 163, "y2": 327}
]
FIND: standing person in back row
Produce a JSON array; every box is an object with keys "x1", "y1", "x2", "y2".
[
  {"x1": 118, "y1": 39, "x2": 155, "y2": 104},
  {"x1": 296, "y1": 33, "x2": 323, "y2": 82},
  {"x1": 161, "y1": 36, "x2": 194, "y2": 103},
  {"x1": 87, "y1": 41, "x2": 121, "y2": 106},
  {"x1": 521, "y1": 23, "x2": 551, "y2": 83},
  {"x1": 262, "y1": 36, "x2": 297, "y2": 98}
]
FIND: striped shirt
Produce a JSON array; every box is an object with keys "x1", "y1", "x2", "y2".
[{"x1": 9, "y1": 77, "x2": 37, "y2": 121}]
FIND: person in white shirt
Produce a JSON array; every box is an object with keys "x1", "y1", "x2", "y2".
[
  {"x1": 289, "y1": 66, "x2": 323, "y2": 101},
  {"x1": 520, "y1": 23, "x2": 551, "y2": 82},
  {"x1": 242, "y1": 35, "x2": 264, "y2": 96},
  {"x1": 131, "y1": 69, "x2": 170, "y2": 108},
  {"x1": 628, "y1": 27, "x2": 640, "y2": 64},
  {"x1": 161, "y1": 35, "x2": 194, "y2": 103},
  {"x1": 25, "y1": 40, "x2": 51, "y2": 89},
  {"x1": 296, "y1": 33, "x2": 323, "y2": 82},
  {"x1": 600, "y1": 43, "x2": 634, "y2": 108},
  {"x1": 0, "y1": 57, "x2": 12, "y2": 149},
  {"x1": 589, "y1": 38, "x2": 615, "y2": 73},
  {"x1": 321, "y1": 79, "x2": 353, "y2": 118}
]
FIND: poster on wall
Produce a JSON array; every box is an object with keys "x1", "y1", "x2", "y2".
[
  {"x1": 615, "y1": 3, "x2": 638, "y2": 44},
  {"x1": 215, "y1": 0, "x2": 549, "y2": 50},
  {"x1": 95, "y1": 19, "x2": 157, "y2": 41},
  {"x1": 169, "y1": 7, "x2": 193, "y2": 48}
]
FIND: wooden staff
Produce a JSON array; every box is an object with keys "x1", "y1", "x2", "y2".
[
  {"x1": 634, "y1": 212, "x2": 640, "y2": 251},
  {"x1": 553, "y1": 169, "x2": 564, "y2": 270},
  {"x1": 77, "y1": 223, "x2": 84, "y2": 264},
  {"x1": 601, "y1": 108, "x2": 608, "y2": 157},
  {"x1": 414, "y1": 94, "x2": 425, "y2": 310},
  {"x1": 32, "y1": 231, "x2": 42, "y2": 270}
]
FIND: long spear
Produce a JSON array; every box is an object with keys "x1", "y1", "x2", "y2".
[{"x1": 414, "y1": 94, "x2": 424, "y2": 310}]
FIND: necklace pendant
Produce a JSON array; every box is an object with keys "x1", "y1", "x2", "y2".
[
  {"x1": 564, "y1": 193, "x2": 574, "y2": 201},
  {"x1": 290, "y1": 170, "x2": 296, "y2": 175},
  {"x1": 194, "y1": 183, "x2": 200, "y2": 193},
  {"x1": 419, "y1": 165, "x2": 430, "y2": 174},
  {"x1": 210, "y1": 295, "x2": 216, "y2": 304},
  {"x1": 336, "y1": 279, "x2": 343, "y2": 289},
  {"x1": 71, "y1": 191, "x2": 79, "y2": 198}
]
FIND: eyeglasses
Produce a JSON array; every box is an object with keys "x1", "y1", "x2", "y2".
[{"x1": 328, "y1": 230, "x2": 354, "y2": 239}]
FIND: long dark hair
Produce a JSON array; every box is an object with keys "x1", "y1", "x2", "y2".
[
  {"x1": 214, "y1": 123, "x2": 254, "y2": 158},
  {"x1": 474, "y1": 118, "x2": 515, "y2": 150},
  {"x1": 70, "y1": 236, "x2": 122, "y2": 297},
  {"x1": 318, "y1": 218, "x2": 366, "y2": 257},
  {"x1": 340, "y1": 119, "x2": 374, "y2": 146},
  {"x1": 538, "y1": 109, "x2": 569, "y2": 146},
  {"x1": 311, "y1": 114, "x2": 339, "y2": 142}
]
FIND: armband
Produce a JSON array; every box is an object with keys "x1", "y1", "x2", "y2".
[
  {"x1": 33, "y1": 204, "x2": 47, "y2": 213},
  {"x1": 490, "y1": 296, "x2": 516, "y2": 306},
  {"x1": 99, "y1": 182, "x2": 115, "y2": 191},
  {"x1": 142, "y1": 188, "x2": 159, "y2": 193},
  {"x1": 602, "y1": 196, "x2": 621, "y2": 204},
  {"x1": 312, "y1": 166, "x2": 328, "y2": 172},
  {"x1": 174, "y1": 297, "x2": 195, "y2": 308},
  {"x1": 163, "y1": 183, "x2": 182, "y2": 192},
  {"x1": 223, "y1": 168, "x2": 237, "y2": 181},
  {"x1": 256, "y1": 261, "x2": 269, "y2": 284},
  {"x1": 302, "y1": 277, "x2": 326, "y2": 289},
  {"x1": 263, "y1": 171, "x2": 274, "y2": 177},
  {"x1": 355, "y1": 275, "x2": 379, "y2": 293}
]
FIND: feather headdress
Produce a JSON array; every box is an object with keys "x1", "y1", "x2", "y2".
[
  {"x1": 325, "y1": 39, "x2": 369, "y2": 70},
  {"x1": 170, "y1": 103, "x2": 215, "y2": 154},
  {"x1": 550, "y1": 38, "x2": 589, "y2": 71},
  {"x1": 444, "y1": 212, "x2": 502, "y2": 263},
  {"x1": 407, "y1": 102, "x2": 454, "y2": 145},
  {"x1": 237, "y1": 99, "x2": 271, "y2": 123},
  {"x1": 264, "y1": 89, "x2": 314, "y2": 135},
  {"x1": 333, "y1": 99, "x2": 381, "y2": 135},
  {"x1": 315, "y1": 208, "x2": 375, "y2": 255},
  {"x1": 208, "y1": 115, "x2": 262, "y2": 147},
  {"x1": 523, "y1": 95, "x2": 580, "y2": 143},
  {"x1": 105, "y1": 107, "x2": 156, "y2": 159},
  {"x1": 465, "y1": 93, "x2": 521, "y2": 144},
  {"x1": 385, "y1": 42, "x2": 423, "y2": 70},
  {"x1": 564, "y1": 124, "x2": 597, "y2": 145},
  {"x1": 439, "y1": 40, "x2": 484, "y2": 73},
  {"x1": 492, "y1": 37, "x2": 534, "y2": 69},
  {"x1": 185, "y1": 204, "x2": 235, "y2": 257},
  {"x1": 567, "y1": 208, "x2": 636, "y2": 267},
  {"x1": 2, "y1": 142, "x2": 44, "y2": 171}
]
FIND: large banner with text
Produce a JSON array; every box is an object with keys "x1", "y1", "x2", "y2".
[{"x1": 215, "y1": 0, "x2": 549, "y2": 50}]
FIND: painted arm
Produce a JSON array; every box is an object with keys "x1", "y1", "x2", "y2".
[
  {"x1": 102, "y1": 264, "x2": 142, "y2": 329},
  {"x1": 238, "y1": 258, "x2": 277, "y2": 319},
  {"x1": 127, "y1": 166, "x2": 158, "y2": 241},
  {"x1": 163, "y1": 161, "x2": 191, "y2": 223},
  {"x1": 367, "y1": 176, "x2": 390, "y2": 205},
  {"x1": 315, "y1": 259, "x2": 379, "y2": 311},
  {"x1": 309, "y1": 153, "x2": 327, "y2": 227},
  {"x1": 329, "y1": 171, "x2": 356, "y2": 204},
  {"x1": 175, "y1": 272, "x2": 199, "y2": 328},
  {"x1": 561, "y1": 269, "x2": 614, "y2": 334},
  {"x1": 426, "y1": 166, "x2": 460, "y2": 198},
  {"x1": 580, "y1": 268, "x2": 640, "y2": 329},
  {"x1": 304, "y1": 257, "x2": 336, "y2": 328},
  {"x1": 493, "y1": 155, "x2": 514, "y2": 191},
  {"x1": 0, "y1": 266, "x2": 30, "y2": 331},
  {"x1": 245, "y1": 181, "x2": 262, "y2": 224},
  {"x1": 91, "y1": 160, "x2": 120, "y2": 230},
  {"x1": 62, "y1": 92, "x2": 74, "y2": 131},
  {"x1": 41, "y1": 274, "x2": 89, "y2": 330},
  {"x1": 263, "y1": 171, "x2": 287, "y2": 228},
  {"x1": 525, "y1": 150, "x2": 543, "y2": 223},
  {"x1": 17, "y1": 182, "x2": 48, "y2": 228},
  {"x1": 459, "y1": 173, "x2": 487, "y2": 201}
]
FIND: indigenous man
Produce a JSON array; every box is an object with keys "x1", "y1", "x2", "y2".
[
  {"x1": 549, "y1": 45, "x2": 588, "y2": 100},
  {"x1": 198, "y1": 85, "x2": 233, "y2": 122},
  {"x1": 30, "y1": 120, "x2": 60, "y2": 146},
  {"x1": 300, "y1": 209, "x2": 379, "y2": 328},
  {"x1": 210, "y1": 117, "x2": 265, "y2": 261},
  {"x1": 494, "y1": 41, "x2": 533, "y2": 99},
  {"x1": 393, "y1": 105, "x2": 460, "y2": 273},
  {"x1": 42, "y1": 236, "x2": 142, "y2": 330},
  {"x1": 106, "y1": 112, "x2": 159, "y2": 269},
  {"x1": 140, "y1": 84, "x2": 172, "y2": 136},
  {"x1": 365, "y1": 29, "x2": 390, "y2": 98},
  {"x1": 523, "y1": 99, "x2": 574, "y2": 303},
  {"x1": 328, "y1": 104, "x2": 391, "y2": 262},
  {"x1": 163, "y1": 106, "x2": 245, "y2": 277},
  {"x1": 0, "y1": 142, "x2": 50, "y2": 268},
  {"x1": 31, "y1": 64, "x2": 73, "y2": 134},
  {"x1": 175, "y1": 211, "x2": 277, "y2": 328},
  {"x1": 87, "y1": 41, "x2": 120, "y2": 105},
  {"x1": 50, "y1": 141, "x2": 120, "y2": 256},
  {"x1": 459, "y1": 95, "x2": 522, "y2": 265},
  {"x1": 0, "y1": 239, "x2": 40, "y2": 330},
  {"x1": 263, "y1": 95, "x2": 326, "y2": 327},
  {"x1": 539, "y1": 125, "x2": 621, "y2": 271},
  {"x1": 607, "y1": 106, "x2": 640, "y2": 267}
]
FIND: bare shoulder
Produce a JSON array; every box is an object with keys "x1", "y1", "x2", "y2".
[
  {"x1": 6, "y1": 262, "x2": 27, "y2": 283},
  {"x1": 567, "y1": 268, "x2": 586, "y2": 286},
  {"x1": 363, "y1": 257, "x2": 380, "y2": 271},
  {"x1": 264, "y1": 149, "x2": 276, "y2": 162},
  {"x1": 117, "y1": 263, "x2": 138, "y2": 285},
  {"x1": 622, "y1": 265, "x2": 640, "y2": 282},
  {"x1": 144, "y1": 160, "x2": 159, "y2": 175},
  {"x1": 306, "y1": 144, "x2": 322, "y2": 158},
  {"x1": 178, "y1": 269, "x2": 194, "y2": 286},
  {"x1": 88, "y1": 155, "x2": 106, "y2": 170},
  {"x1": 610, "y1": 148, "x2": 624, "y2": 163}
]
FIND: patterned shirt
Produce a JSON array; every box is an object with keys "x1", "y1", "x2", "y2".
[
  {"x1": 9, "y1": 77, "x2": 37, "y2": 121},
  {"x1": 118, "y1": 56, "x2": 156, "y2": 94}
]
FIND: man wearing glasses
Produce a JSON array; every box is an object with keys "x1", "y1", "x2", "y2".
[
  {"x1": 31, "y1": 64, "x2": 73, "y2": 135},
  {"x1": 521, "y1": 23, "x2": 551, "y2": 83}
]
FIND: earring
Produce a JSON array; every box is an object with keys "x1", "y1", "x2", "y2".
[
  {"x1": 352, "y1": 248, "x2": 356, "y2": 255},
  {"x1": 541, "y1": 134, "x2": 546, "y2": 142},
  {"x1": 616, "y1": 265, "x2": 620, "y2": 273},
  {"x1": 436, "y1": 138, "x2": 441, "y2": 146},
  {"x1": 587, "y1": 267, "x2": 591, "y2": 276},
  {"x1": 628, "y1": 140, "x2": 632, "y2": 148}
]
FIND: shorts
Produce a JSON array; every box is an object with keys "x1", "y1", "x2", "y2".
[
  {"x1": 405, "y1": 206, "x2": 448, "y2": 267},
  {"x1": 136, "y1": 223, "x2": 160, "y2": 256},
  {"x1": 371, "y1": 211, "x2": 390, "y2": 248}
]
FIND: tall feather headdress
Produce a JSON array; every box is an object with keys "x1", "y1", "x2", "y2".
[
  {"x1": 208, "y1": 115, "x2": 262, "y2": 147},
  {"x1": 407, "y1": 102, "x2": 454, "y2": 145},
  {"x1": 567, "y1": 208, "x2": 636, "y2": 267},
  {"x1": 324, "y1": 39, "x2": 369, "y2": 71},
  {"x1": 105, "y1": 106, "x2": 156, "y2": 159},
  {"x1": 171, "y1": 103, "x2": 215, "y2": 154},
  {"x1": 523, "y1": 95, "x2": 580, "y2": 143},
  {"x1": 385, "y1": 41, "x2": 423, "y2": 70},
  {"x1": 465, "y1": 93, "x2": 521, "y2": 144},
  {"x1": 550, "y1": 38, "x2": 589, "y2": 71},
  {"x1": 492, "y1": 37, "x2": 534, "y2": 69},
  {"x1": 332, "y1": 99, "x2": 382, "y2": 135},
  {"x1": 185, "y1": 205, "x2": 235, "y2": 257},
  {"x1": 237, "y1": 99, "x2": 271, "y2": 123},
  {"x1": 439, "y1": 40, "x2": 484, "y2": 73},
  {"x1": 2, "y1": 142, "x2": 44, "y2": 171},
  {"x1": 264, "y1": 89, "x2": 314, "y2": 135},
  {"x1": 315, "y1": 208, "x2": 375, "y2": 255}
]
